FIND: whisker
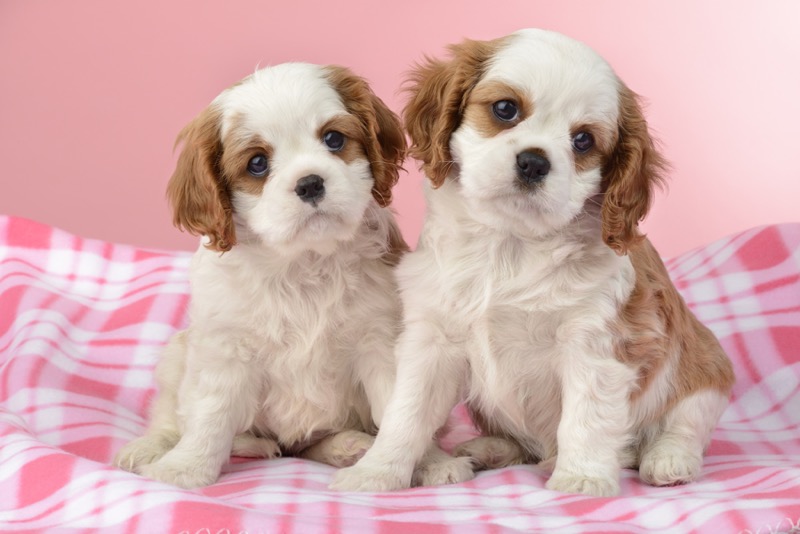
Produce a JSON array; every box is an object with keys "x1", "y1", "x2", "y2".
[{"x1": 584, "y1": 196, "x2": 603, "y2": 209}]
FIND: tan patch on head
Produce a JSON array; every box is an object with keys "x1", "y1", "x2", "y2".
[
  {"x1": 403, "y1": 35, "x2": 511, "y2": 187},
  {"x1": 613, "y1": 239, "x2": 735, "y2": 416},
  {"x1": 219, "y1": 141, "x2": 273, "y2": 196},
  {"x1": 318, "y1": 114, "x2": 368, "y2": 165},
  {"x1": 572, "y1": 122, "x2": 616, "y2": 173},
  {"x1": 218, "y1": 114, "x2": 274, "y2": 196},
  {"x1": 323, "y1": 66, "x2": 406, "y2": 207},
  {"x1": 462, "y1": 81, "x2": 532, "y2": 138}
]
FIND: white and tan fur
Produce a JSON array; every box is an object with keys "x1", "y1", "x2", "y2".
[
  {"x1": 114, "y1": 63, "x2": 472, "y2": 488},
  {"x1": 331, "y1": 30, "x2": 735, "y2": 497}
]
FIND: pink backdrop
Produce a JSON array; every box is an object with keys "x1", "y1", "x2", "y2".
[{"x1": 1, "y1": 0, "x2": 798, "y2": 258}]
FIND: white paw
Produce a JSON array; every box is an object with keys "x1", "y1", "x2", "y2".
[
  {"x1": 412, "y1": 456, "x2": 475, "y2": 487},
  {"x1": 231, "y1": 434, "x2": 282, "y2": 459},
  {"x1": 325, "y1": 430, "x2": 375, "y2": 468},
  {"x1": 138, "y1": 454, "x2": 219, "y2": 489},
  {"x1": 639, "y1": 447, "x2": 701, "y2": 487},
  {"x1": 546, "y1": 469, "x2": 619, "y2": 497},
  {"x1": 114, "y1": 433, "x2": 177, "y2": 472},
  {"x1": 329, "y1": 462, "x2": 410, "y2": 492},
  {"x1": 453, "y1": 436, "x2": 526, "y2": 470}
]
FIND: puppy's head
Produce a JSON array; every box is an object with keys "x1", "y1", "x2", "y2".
[
  {"x1": 404, "y1": 29, "x2": 665, "y2": 252},
  {"x1": 168, "y1": 63, "x2": 406, "y2": 254}
]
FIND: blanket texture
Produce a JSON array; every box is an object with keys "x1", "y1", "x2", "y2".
[{"x1": 1, "y1": 215, "x2": 799, "y2": 533}]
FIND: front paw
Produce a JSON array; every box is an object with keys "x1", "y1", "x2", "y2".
[
  {"x1": 546, "y1": 468, "x2": 619, "y2": 497},
  {"x1": 639, "y1": 447, "x2": 701, "y2": 487},
  {"x1": 138, "y1": 455, "x2": 219, "y2": 489},
  {"x1": 329, "y1": 462, "x2": 410, "y2": 492},
  {"x1": 412, "y1": 456, "x2": 475, "y2": 487},
  {"x1": 114, "y1": 433, "x2": 178, "y2": 472}
]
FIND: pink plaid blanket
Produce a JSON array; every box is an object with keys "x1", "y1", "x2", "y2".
[{"x1": 1, "y1": 214, "x2": 799, "y2": 533}]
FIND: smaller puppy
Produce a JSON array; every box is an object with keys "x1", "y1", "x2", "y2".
[
  {"x1": 115, "y1": 63, "x2": 415, "y2": 488},
  {"x1": 332, "y1": 29, "x2": 735, "y2": 497}
]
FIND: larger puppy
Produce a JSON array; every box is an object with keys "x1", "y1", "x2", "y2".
[
  {"x1": 332, "y1": 30, "x2": 734, "y2": 497},
  {"x1": 116, "y1": 63, "x2": 417, "y2": 488}
]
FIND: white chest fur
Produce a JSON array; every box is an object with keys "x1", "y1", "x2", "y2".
[
  {"x1": 185, "y1": 238, "x2": 397, "y2": 447},
  {"x1": 398, "y1": 187, "x2": 636, "y2": 459}
]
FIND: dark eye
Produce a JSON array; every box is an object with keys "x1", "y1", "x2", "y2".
[
  {"x1": 323, "y1": 131, "x2": 346, "y2": 152},
  {"x1": 572, "y1": 132, "x2": 594, "y2": 153},
  {"x1": 247, "y1": 154, "x2": 269, "y2": 177},
  {"x1": 492, "y1": 100, "x2": 519, "y2": 122}
]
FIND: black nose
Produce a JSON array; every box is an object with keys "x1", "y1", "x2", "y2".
[
  {"x1": 516, "y1": 151, "x2": 550, "y2": 186},
  {"x1": 295, "y1": 174, "x2": 325, "y2": 203}
]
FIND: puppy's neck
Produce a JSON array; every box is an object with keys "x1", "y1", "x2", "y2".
[
  {"x1": 226, "y1": 204, "x2": 394, "y2": 265},
  {"x1": 425, "y1": 179, "x2": 609, "y2": 257}
]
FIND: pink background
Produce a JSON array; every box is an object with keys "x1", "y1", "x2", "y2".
[{"x1": 1, "y1": 0, "x2": 798, "y2": 258}]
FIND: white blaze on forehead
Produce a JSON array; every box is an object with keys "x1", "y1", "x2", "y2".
[
  {"x1": 484, "y1": 29, "x2": 622, "y2": 127},
  {"x1": 213, "y1": 63, "x2": 347, "y2": 141}
]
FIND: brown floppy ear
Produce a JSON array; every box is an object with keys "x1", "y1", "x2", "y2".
[
  {"x1": 324, "y1": 66, "x2": 407, "y2": 208},
  {"x1": 601, "y1": 84, "x2": 667, "y2": 255},
  {"x1": 403, "y1": 38, "x2": 501, "y2": 187},
  {"x1": 368, "y1": 93, "x2": 407, "y2": 207},
  {"x1": 166, "y1": 106, "x2": 236, "y2": 252}
]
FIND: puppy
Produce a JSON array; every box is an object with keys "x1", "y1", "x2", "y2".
[
  {"x1": 115, "y1": 63, "x2": 444, "y2": 489},
  {"x1": 331, "y1": 30, "x2": 735, "y2": 497}
]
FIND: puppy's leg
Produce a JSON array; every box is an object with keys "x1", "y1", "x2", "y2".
[
  {"x1": 353, "y1": 324, "x2": 397, "y2": 430},
  {"x1": 351, "y1": 322, "x2": 473, "y2": 487},
  {"x1": 231, "y1": 433, "x2": 281, "y2": 459},
  {"x1": 547, "y1": 351, "x2": 637, "y2": 497},
  {"x1": 303, "y1": 328, "x2": 391, "y2": 469},
  {"x1": 299, "y1": 430, "x2": 374, "y2": 467},
  {"x1": 638, "y1": 389, "x2": 728, "y2": 487},
  {"x1": 115, "y1": 332, "x2": 187, "y2": 471},
  {"x1": 138, "y1": 334, "x2": 261, "y2": 489},
  {"x1": 412, "y1": 444, "x2": 475, "y2": 487},
  {"x1": 453, "y1": 436, "x2": 527, "y2": 470},
  {"x1": 330, "y1": 319, "x2": 468, "y2": 491}
]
